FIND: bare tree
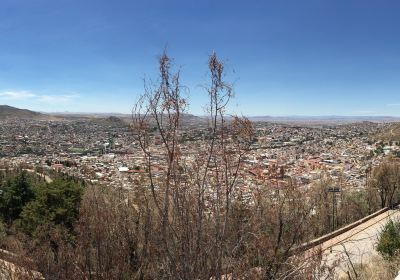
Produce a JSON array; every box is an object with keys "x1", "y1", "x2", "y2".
[
  {"x1": 369, "y1": 161, "x2": 400, "y2": 208},
  {"x1": 132, "y1": 51, "x2": 253, "y2": 279}
]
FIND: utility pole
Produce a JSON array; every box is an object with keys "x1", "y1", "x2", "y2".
[{"x1": 327, "y1": 186, "x2": 341, "y2": 232}]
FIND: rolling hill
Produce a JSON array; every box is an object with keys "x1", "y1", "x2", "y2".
[
  {"x1": 0, "y1": 105, "x2": 44, "y2": 119},
  {"x1": 375, "y1": 123, "x2": 400, "y2": 142}
]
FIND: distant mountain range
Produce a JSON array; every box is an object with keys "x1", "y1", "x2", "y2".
[{"x1": 1, "y1": 105, "x2": 400, "y2": 124}]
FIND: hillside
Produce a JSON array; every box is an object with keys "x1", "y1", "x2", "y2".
[
  {"x1": 374, "y1": 123, "x2": 400, "y2": 142},
  {"x1": 90, "y1": 116, "x2": 128, "y2": 127},
  {"x1": 0, "y1": 105, "x2": 43, "y2": 119}
]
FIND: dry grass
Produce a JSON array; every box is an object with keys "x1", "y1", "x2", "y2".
[{"x1": 338, "y1": 255, "x2": 400, "y2": 280}]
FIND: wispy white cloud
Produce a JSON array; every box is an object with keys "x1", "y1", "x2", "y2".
[
  {"x1": 0, "y1": 90, "x2": 36, "y2": 100},
  {"x1": 0, "y1": 90, "x2": 78, "y2": 103},
  {"x1": 387, "y1": 103, "x2": 400, "y2": 107}
]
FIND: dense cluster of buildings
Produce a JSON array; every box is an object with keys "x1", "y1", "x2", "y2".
[
  {"x1": 0, "y1": 117, "x2": 398, "y2": 198},
  {"x1": 245, "y1": 122, "x2": 398, "y2": 191}
]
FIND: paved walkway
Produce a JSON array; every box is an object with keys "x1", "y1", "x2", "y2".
[{"x1": 310, "y1": 208, "x2": 400, "y2": 277}]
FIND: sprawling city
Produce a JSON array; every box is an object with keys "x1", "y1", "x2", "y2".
[
  {"x1": 0, "y1": 115, "x2": 398, "y2": 195},
  {"x1": 1, "y1": 1, "x2": 400, "y2": 279}
]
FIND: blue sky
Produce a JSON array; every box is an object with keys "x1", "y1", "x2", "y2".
[{"x1": 0, "y1": 0, "x2": 400, "y2": 116}]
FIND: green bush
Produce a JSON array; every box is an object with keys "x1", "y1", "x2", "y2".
[
  {"x1": 19, "y1": 178, "x2": 84, "y2": 238},
  {"x1": 377, "y1": 219, "x2": 400, "y2": 259},
  {"x1": 0, "y1": 170, "x2": 84, "y2": 240}
]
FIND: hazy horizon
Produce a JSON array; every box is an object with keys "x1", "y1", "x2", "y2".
[{"x1": 3, "y1": 104, "x2": 400, "y2": 119}]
